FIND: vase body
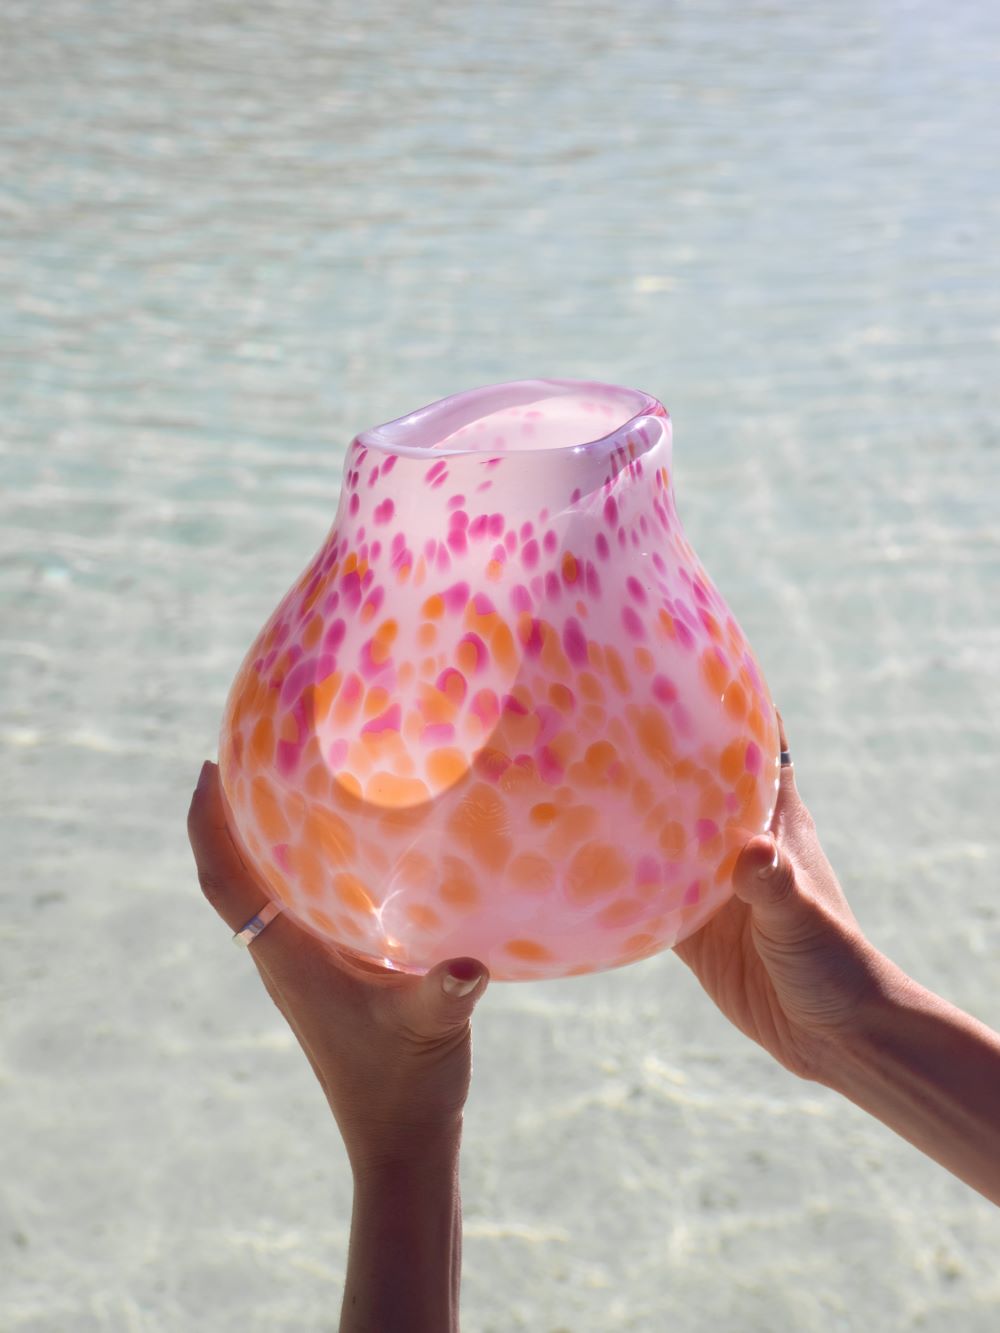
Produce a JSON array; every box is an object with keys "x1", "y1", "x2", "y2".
[{"x1": 219, "y1": 380, "x2": 779, "y2": 980}]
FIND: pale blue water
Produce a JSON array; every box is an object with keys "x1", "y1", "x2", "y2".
[{"x1": 2, "y1": 2, "x2": 998, "y2": 1329}]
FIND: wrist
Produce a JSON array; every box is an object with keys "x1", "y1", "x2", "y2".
[
  {"x1": 351, "y1": 1119, "x2": 464, "y2": 1188},
  {"x1": 806, "y1": 956, "x2": 1000, "y2": 1203},
  {"x1": 343, "y1": 1125, "x2": 464, "y2": 1331},
  {"x1": 805, "y1": 940, "x2": 909, "y2": 1089}
]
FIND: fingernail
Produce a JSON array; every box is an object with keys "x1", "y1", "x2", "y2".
[
  {"x1": 443, "y1": 974, "x2": 481, "y2": 997},
  {"x1": 442, "y1": 961, "x2": 484, "y2": 997},
  {"x1": 197, "y1": 760, "x2": 212, "y2": 788},
  {"x1": 757, "y1": 843, "x2": 779, "y2": 879}
]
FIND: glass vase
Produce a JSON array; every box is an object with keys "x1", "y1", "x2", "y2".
[{"x1": 219, "y1": 379, "x2": 779, "y2": 980}]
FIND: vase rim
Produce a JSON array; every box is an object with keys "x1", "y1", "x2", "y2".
[{"x1": 354, "y1": 378, "x2": 668, "y2": 459}]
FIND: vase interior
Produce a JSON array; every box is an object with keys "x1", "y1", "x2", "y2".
[{"x1": 362, "y1": 379, "x2": 656, "y2": 456}]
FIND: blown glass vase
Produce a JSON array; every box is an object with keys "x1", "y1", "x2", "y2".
[{"x1": 219, "y1": 379, "x2": 779, "y2": 980}]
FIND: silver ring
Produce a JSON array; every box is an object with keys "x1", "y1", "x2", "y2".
[
  {"x1": 233, "y1": 900, "x2": 283, "y2": 949},
  {"x1": 779, "y1": 749, "x2": 793, "y2": 767}
]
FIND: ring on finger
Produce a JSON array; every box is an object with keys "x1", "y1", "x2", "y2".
[{"x1": 233, "y1": 900, "x2": 283, "y2": 949}]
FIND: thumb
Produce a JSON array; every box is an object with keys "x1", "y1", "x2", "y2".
[
  {"x1": 733, "y1": 835, "x2": 817, "y2": 944},
  {"x1": 398, "y1": 958, "x2": 489, "y2": 1040}
]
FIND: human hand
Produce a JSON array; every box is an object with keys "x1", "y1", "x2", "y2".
[
  {"x1": 673, "y1": 714, "x2": 888, "y2": 1081},
  {"x1": 187, "y1": 760, "x2": 489, "y2": 1174}
]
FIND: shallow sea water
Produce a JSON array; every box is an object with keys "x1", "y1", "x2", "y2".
[{"x1": 2, "y1": 1, "x2": 999, "y2": 1329}]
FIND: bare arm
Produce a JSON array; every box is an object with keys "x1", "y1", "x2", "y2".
[
  {"x1": 675, "y1": 715, "x2": 1000, "y2": 1206},
  {"x1": 344, "y1": 1143, "x2": 463, "y2": 1332},
  {"x1": 818, "y1": 953, "x2": 1000, "y2": 1205},
  {"x1": 188, "y1": 761, "x2": 487, "y2": 1331}
]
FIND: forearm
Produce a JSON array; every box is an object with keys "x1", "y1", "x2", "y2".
[
  {"x1": 817, "y1": 953, "x2": 1000, "y2": 1205},
  {"x1": 340, "y1": 1134, "x2": 464, "y2": 1333}
]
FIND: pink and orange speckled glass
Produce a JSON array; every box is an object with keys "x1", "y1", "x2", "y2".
[{"x1": 218, "y1": 379, "x2": 779, "y2": 980}]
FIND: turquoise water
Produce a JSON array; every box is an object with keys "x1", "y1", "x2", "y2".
[{"x1": 2, "y1": 1, "x2": 998, "y2": 1328}]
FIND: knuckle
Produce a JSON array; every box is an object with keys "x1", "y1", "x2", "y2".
[
  {"x1": 766, "y1": 864, "x2": 797, "y2": 907},
  {"x1": 775, "y1": 857, "x2": 798, "y2": 892},
  {"x1": 197, "y1": 867, "x2": 230, "y2": 909}
]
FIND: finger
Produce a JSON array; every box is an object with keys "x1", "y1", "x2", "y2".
[
  {"x1": 771, "y1": 708, "x2": 805, "y2": 827},
  {"x1": 187, "y1": 762, "x2": 312, "y2": 971},
  {"x1": 776, "y1": 708, "x2": 789, "y2": 754},
  {"x1": 187, "y1": 764, "x2": 397, "y2": 998},
  {"x1": 187, "y1": 761, "x2": 271, "y2": 930},
  {"x1": 389, "y1": 958, "x2": 489, "y2": 1039},
  {"x1": 732, "y1": 834, "x2": 817, "y2": 943}
]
